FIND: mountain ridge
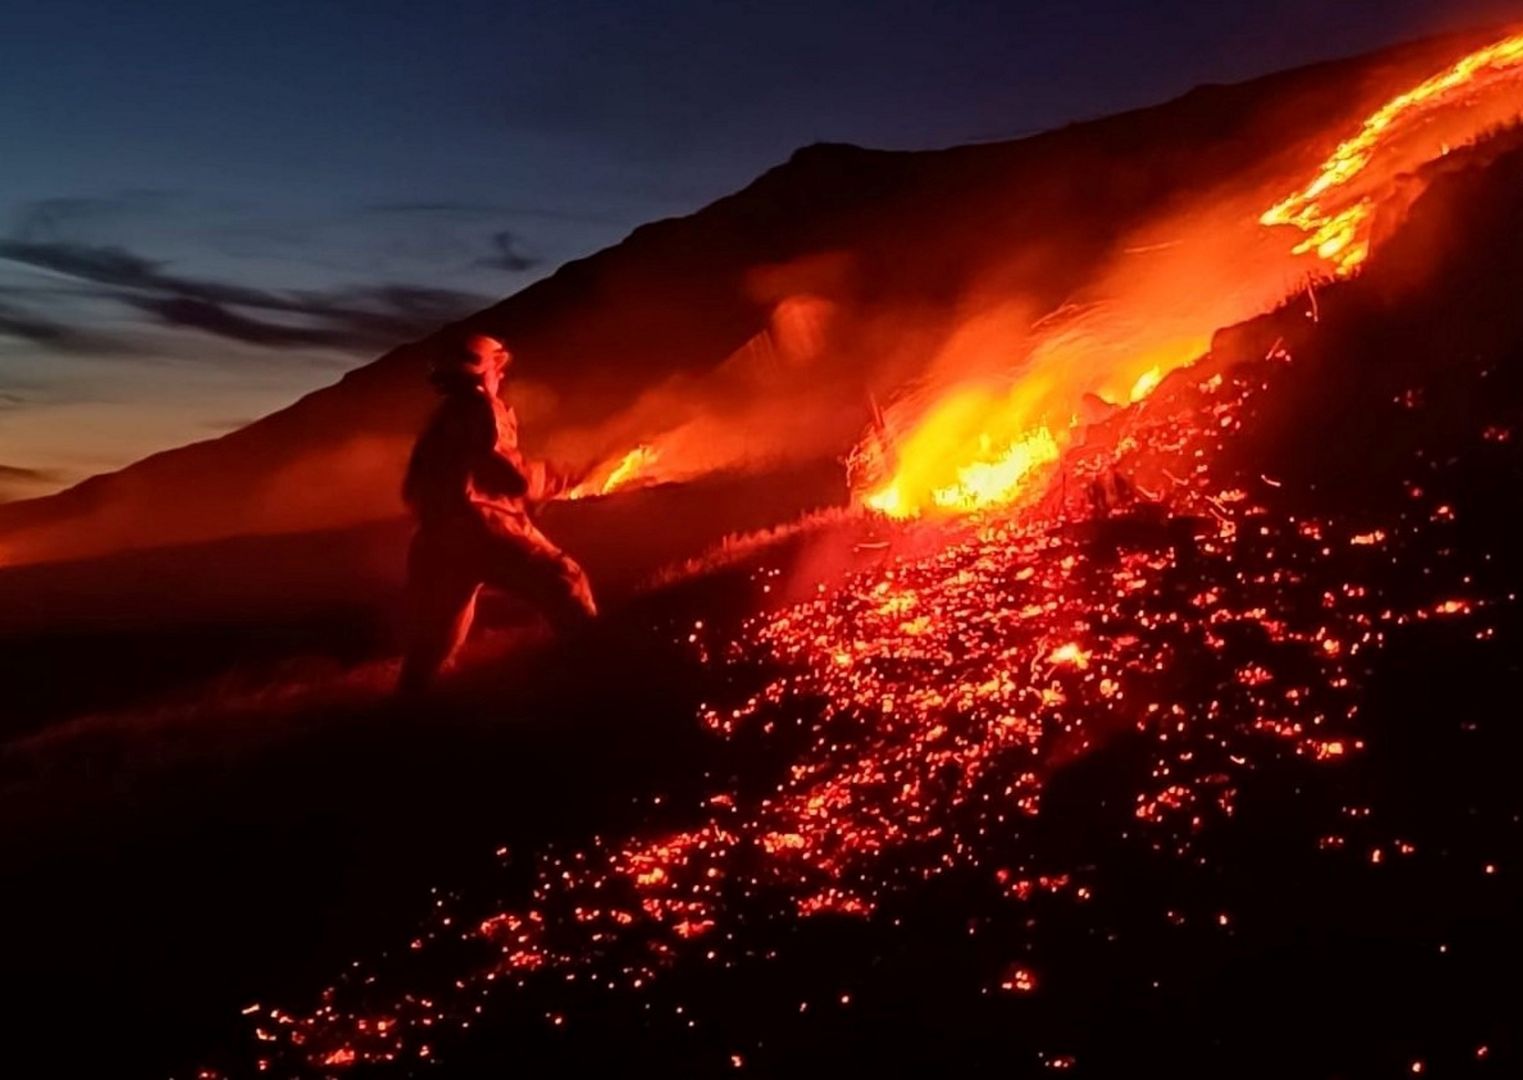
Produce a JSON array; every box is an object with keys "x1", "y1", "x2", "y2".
[{"x1": 0, "y1": 27, "x2": 1502, "y2": 567}]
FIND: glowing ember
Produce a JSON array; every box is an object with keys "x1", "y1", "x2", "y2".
[
  {"x1": 1000, "y1": 965, "x2": 1038, "y2": 993},
  {"x1": 1047, "y1": 642, "x2": 1091, "y2": 669}
]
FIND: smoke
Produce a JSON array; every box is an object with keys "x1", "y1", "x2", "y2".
[{"x1": 538, "y1": 252, "x2": 966, "y2": 496}]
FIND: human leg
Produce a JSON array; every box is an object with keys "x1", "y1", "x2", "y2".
[
  {"x1": 479, "y1": 520, "x2": 598, "y2": 633},
  {"x1": 398, "y1": 530, "x2": 483, "y2": 694}
]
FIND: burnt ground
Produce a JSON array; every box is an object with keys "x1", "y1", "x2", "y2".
[{"x1": 4, "y1": 148, "x2": 1523, "y2": 1080}]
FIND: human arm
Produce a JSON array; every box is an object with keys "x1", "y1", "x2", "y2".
[{"x1": 464, "y1": 395, "x2": 529, "y2": 499}]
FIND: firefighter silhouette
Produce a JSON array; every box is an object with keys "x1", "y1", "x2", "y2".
[{"x1": 398, "y1": 334, "x2": 596, "y2": 693}]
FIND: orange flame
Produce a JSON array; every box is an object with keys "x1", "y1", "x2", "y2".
[
  {"x1": 567, "y1": 444, "x2": 663, "y2": 500},
  {"x1": 1128, "y1": 365, "x2": 1164, "y2": 403},
  {"x1": 867, "y1": 424, "x2": 1060, "y2": 517},
  {"x1": 860, "y1": 31, "x2": 1523, "y2": 520},
  {"x1": 1261, "y1": 33, "x2": 1523, "y2": 275},
  {"x1": 599, "y1": 444, "x2": 661, "y2": 494}
]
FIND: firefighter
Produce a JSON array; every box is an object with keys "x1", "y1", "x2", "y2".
[{"x1": 398, "y1": 333, "x2": 596, "y2": 694}]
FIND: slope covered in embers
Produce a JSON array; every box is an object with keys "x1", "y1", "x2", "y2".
[
  {"x1": 208, "y1": 131, "x2": 1523, "y2": 1076},
  {"x1": 0, "y1": 31, "x2": 1498, "y2": 568}
]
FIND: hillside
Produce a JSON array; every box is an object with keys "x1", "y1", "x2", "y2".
[
  {"x1": 0, "y1": 30, "x2": 1499, "y2": 569},
  {"x1": 3, "y1": 112, "x2": 1520, "y2": 1078}
]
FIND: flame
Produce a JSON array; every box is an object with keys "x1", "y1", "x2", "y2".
[
  {"x1": 859, "y1": 31, "x2": 1523, "y2": 520},
  {"x1": 1261, "y1": 32, "x2": 1523, "y2": 275},
  {"x1": 1128, "y1": 365, "x2": 1163, "y2": 403},
  {"x1": 928, "y1": 426, "x2": 1060, "y2": 514},
  {"x1": 568, "y1": 444, "x2": 663, "y2": 500},
  {"x1": 600, "y1": 444, "x2": 661, "y2": 494}
]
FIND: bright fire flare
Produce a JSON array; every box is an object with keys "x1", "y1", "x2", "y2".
[
  {"x1": 1129, "y1": 365, "x2": 1164, "y2": 403},
  {"x1": 600, "y1": 444, "x2": 660, "y2": 494},
  {"x1": 929, "y1": 426, "x2": 1060, "y2": 514},
  {"x1": 568, "y1": 444, "x2": 663, "y2": 500}
]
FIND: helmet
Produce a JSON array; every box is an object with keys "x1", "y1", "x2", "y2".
[{"x1": 430, "y1": 334, "x2": 511, "y2": 384}]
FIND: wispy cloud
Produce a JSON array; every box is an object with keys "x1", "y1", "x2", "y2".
[
  {"x1": 201, "y1": 417, "x2": 254, "y2": 432},
  {"x1": 121, "y1": 295, "x2": 355, "y2": 350},
  {"x1": 0, "y1": 463, "x2": 57, "y2": 483},
  {"x1": 0, "y1": 462, "x2": 62, "y2": 503},
  {"x1": 10, "y1": 192, "x2": 183, "y2": 244},
  {"x1": 477, "y1": 230, "x2": 540, "y2": 272},
  {"x1": 0, "y1": 295, "x2": 121, "y2": 353},
  {"x1": 0, "y1": 238, "x2": 490, "y2": 355},
  {"x1": 363, "y1": 200, "x2": 625, "y2": 226},
  {"x1": 0, "y1": 240, "x2": 163, "y2": 288}
]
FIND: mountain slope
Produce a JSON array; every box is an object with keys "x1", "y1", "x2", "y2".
[
  {"x1": 0, "y1": 30, "x2": 1497, "y2": 568},
  {"x1": 9, "y1": 114, "x2": 1518, "y2": 1079}
]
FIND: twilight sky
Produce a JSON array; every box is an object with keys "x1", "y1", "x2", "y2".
[{"x1": 2, "y1": 0, "x2": 1520, "y2": 501}]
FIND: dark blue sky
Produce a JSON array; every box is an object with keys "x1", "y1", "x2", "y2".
[{"x1": 2, "y1": 0, "x2": 1520, "y2": 497}]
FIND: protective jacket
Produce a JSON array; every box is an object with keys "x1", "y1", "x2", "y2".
[
  {"x1": 398, "y1": 379, "x2": 595, "y2": 694},
  {"x1": 403, "y1": 382, "x2": 532, "y2": 525}
]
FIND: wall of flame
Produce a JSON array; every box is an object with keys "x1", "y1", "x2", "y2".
[{"x1": 854, "y1": 31, "x2": 1523, "y2": 519}]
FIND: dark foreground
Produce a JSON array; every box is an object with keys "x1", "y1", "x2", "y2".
[{"x1": 4, "y1": 447, "x2": 1518, "y2": 1079}]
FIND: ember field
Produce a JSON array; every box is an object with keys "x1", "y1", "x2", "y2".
[{"x1": 5, "y1": 31, "x2": 1523, "y2": 1080}]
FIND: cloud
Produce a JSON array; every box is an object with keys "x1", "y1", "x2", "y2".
[
  {"x1": 0, "y1": 463, "x2": 63, "y2": 502},
  {"x1": 123, "y1": 296, "x2": 355, "y2": 350},
  {"x1": 0, "y1": 240, "x2": 163, "y2": 287},
  {"x1": 8, "y1": 192, "x2": 181, "y2": 243},
  {"x1": 278, "y1": 284, "x2": 492, "y2": 347},
  {"x1": 478, "y1": 230, "x2": 540, "y2": 273},
  {"x1": 0, "y1": 239, "x2": 490, "y2": 355},
  {"x1": 201, "y1": 417, "x2": 254, "y2": 432},
  {"x1": 366, "y1": 201, "x2": 490, "y2": 216},
  {"x1": 0, "y1": 238, "x2": 290, "y2": 309},
  {"x1": 0, "y1": 463, "x2": 57, "y2": 483},
  {"x1": 0, "y1": 296, "x2": 120, "y2": 353},
  {"x1": 339, "y1": 284, "x2": 480, "y2": 320},
  {"x1": 364, "y1": 200, "x2": 622, "y2": 226}
]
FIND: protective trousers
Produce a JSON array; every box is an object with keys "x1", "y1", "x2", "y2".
[{"x1": 399, "y1": 509, "x2": 596, "y2": 693}]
